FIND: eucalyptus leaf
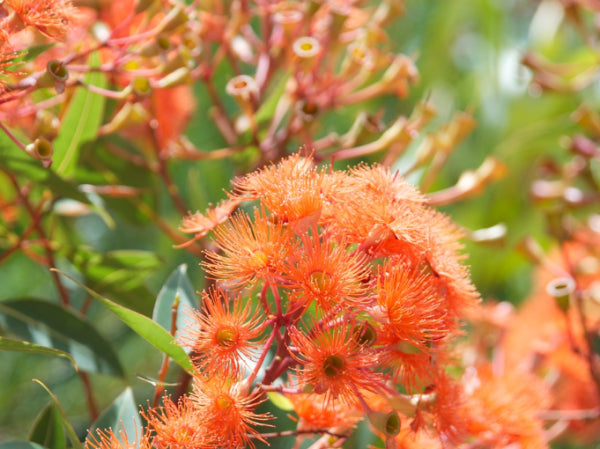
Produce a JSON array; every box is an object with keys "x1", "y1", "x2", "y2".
[
  {"x1": 153, "y1": 264, "x2": 197, "y2": 336},
  {"x1": 33, "y1": 379, "x2": 83, "y2": 449},
  {"x1": 71, "y1": 248, "x2": 161, "y2": 316},
  {"x1": 254, "y1": 72, "x2": 290, "y2": 125},
  {"x1": 29, "y1": 403, "x2": 67, "y2": 449},
  {"x1": 52, "y1": 269, "x2": 193, "y2": 374},
  {"x1": 53, "y1": 51, "x2": 107, "y2": 177},
  {"x1": 88, "y1": 388, "x2": 142, "y2": 445},
  {"x1": 0, "y1": 442, "x2": 48, "y2": 449},
  {"x1": 0, "y1": 299, "x2": 124, "y2": 377},
  {"x1": 0, "y1": 336, "x2": 78, "y2": 371},
  {"x1": 0, "y1": 148, "x2": 89, "y2": 204}
]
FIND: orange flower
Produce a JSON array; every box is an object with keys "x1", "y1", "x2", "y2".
[
  {"x1": 86, "y1": 428, "x2": 152, "y2": 449},
  {"x1": 288, "y1": 393, "x2": 362, "y2": 432},
  {"x1": 321, "y1": 172, "x2": 427, "y2": 254},
  {"x1": 394, "y1": 426, "x2": 442, "y2": 449},
  {"x1": 379, "y1": 346, "x2": 435, "y2": 391},
  {"x1": 232, "y1": 153, "x2": 326, "y2": 225},
  {"x1": 375, "y1": 258, "x2": 449, "y2": 349},
  {"x1": 0, "y1": 40, "x2": 19, "y2": 94},
  {"x1": 179, "y1": 287, "x2": 264, "y2": 378},
  {"x1": 348, "y1": 164, "x2": 425, "y2": 205},
  {"x1": 283, "y1": 234, "x2": 370, "y2": 313},
  {"x1": 180, "y1": 199, "x2": 240, "y2": 236},
  {"x1": 144, "y1": 395, "x2": 209, "y2": 449},
  {"x1": 191, "y1": 377, "x2": 272, "y2": 448},
  {"x1": 414, "y1": 210, "x2": 480, "y2": 325},
  {"x1": 203, "y1": 208, "x2": 294, "y2": 288},
  {"x1": 6, "y1": 0, "x2": 78, "y2": 39},
  {"x1": 288, "y1": 324, "x2": 382, "y2": 404},
  {"x1": 458, "y1": 365, "x2": 550, "y2": 448},
  {"x1": 178, "y1": 198, "x2": 240, "y2": 247}
]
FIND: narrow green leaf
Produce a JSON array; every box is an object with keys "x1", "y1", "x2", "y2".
[
  {"x1": 153, "y1": 264, "x2": 196, "y2": 336},
  {"x1": 53, "y1": 51, "x2": 107, "y2": 177},
  {"x1": 29, "y1": 403, "x2": 67, "y2": 449},
  {"x1": 52, "y1": 269, "x2": 194, "y2": 374},
  {"x1": 0, "y1": 336, "x2": 78, "y2": 371},
  {"x1": 88, "y1": 388, "x2": 142, "y2": 445},
  {"x1": 33, "y1": 379, "x2": 84, "y2": 449},
  {"x1": 0, "y1": 299, "x2": 124, "y2": 377},
  {"x1": 71, "y1": 248, "x2": 161, "y2": 316},
  {"x1": 0, "y1": 442, "x2": 48, "y2": 449},
  {"x1": 255, "y1": 72, "x2": 290, "y2": 125},
  {"x1": 83, "y1": 190, "x2": 115, "y2": 229}
]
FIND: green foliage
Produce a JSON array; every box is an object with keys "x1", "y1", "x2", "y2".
[
  {"x1": 29, "y1": 404, "x2": 67, "y2": 449},
  {"x1": 53, "y1": 270, "x2": 193, "y2": 374},
  {"x1": 0, "y1": 299, "x2": 124, "y2": 377},
  {"x1": 0, "y1": 336, "x2": 78, "y2": 371},
  {"x1": 88, "y1": 388, "x2": 142, "y2": 444},
  {"x1": 53, "y1": 52, "x2": 107, "y2": 178},
  {"x1": 152, "y1": 264, "x2": 197, "y2": 334}
]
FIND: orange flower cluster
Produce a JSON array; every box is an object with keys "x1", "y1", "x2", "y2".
[
  {"x1": 172, "y1": 152, "x2": 481, "y2": 446},
  {"x1": 503, "y1": 227, "x2": 600, "y2": 445}
]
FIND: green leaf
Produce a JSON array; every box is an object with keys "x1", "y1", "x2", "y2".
[
  {"x1": 0, "y1": 299, "x2": 124, "y2": 377},
  {"x1": 88, "y1": 388, "x2": 142, "y2": 445},
  {"x1": 0, "y1": 442, "x2": 48, "y2": 449},
  {"x1": 153, "y1": 264, "x2": 196, "y2": 335},
  {"x1": 33, "y1": 379, "x2": 83, "y2": 449},
  {"x1": 53, "y1": 52, "x2": 107, "y2": 177},
  {"x1": 254, "y1": 72, "x2": 290, "y2": 126},
  {"x1": 266, "y1": 392, "x2": 294, "y2": 411},
  {"x1": 0, "y1": 336, "x2": 78, "y2": 371},
  {"x1": 19, "y1": 44, "x2": 56, "y2": 63},
  {"x1": 52, "y1": 269, "x2": 194, "y2": 374},
  {"x1": 29, "y1": 403, "x2": 67, "y2": 449},
  {"x1": 0, "y1": 148, "x2": 89, "y2": 204},
  {"x1": 71, "y1": 248, "x2": 161, "y2": 316}
]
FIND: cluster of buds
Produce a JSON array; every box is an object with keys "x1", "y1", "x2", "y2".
[
  {"x1": 0, "y1": 0, "x2": 439, "y2": 170},
  {"x1": 87, "y1": 152, "x2": 485, "y2": 448}
]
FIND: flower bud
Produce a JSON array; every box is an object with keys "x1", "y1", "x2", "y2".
[
  {"x1": 381, "y1": 55, "x2": 418, "y2": 96},
  {"x1": 25, "y1": 137, "x2": 54, "y2": 168},
  {"x1": 158, "y1": 6, "x2": 189, "y2": 33},
  {"x1": 292, "y1": 37, "x2": 321, "y2": 71},
  {"x1": 131, "y1": 76, "x2": 152, "y2": 96},
  {"x1": 546, "y1": 276, "x2": 575, "y2": 313},
  {"x1": 230, "y1": 35, "x2": 254, "y2": 63},
  {"x1": 341, "y1": 112, "x2": 383, "y2": 147},
  {"x1": 367, "y1": 410, "x2": 401, "y2": 437},
  {"x1": 328, "y1": 2, "x2": 349, "y2": 39},
  {"x1": 352, "y1": 321, "x2": 377, "y2": 347},
  {"x1": 341, "y1": 42, "x2": 375, "y2": 74},
  {"x1": 139, "y1": 33, "x2": 172, "y2": 57},
  {"x1": 469, "y1": 223, "x2": 507, "y2": 247},
  {"x1": 226, "y1": 75, "x2": 258, "y2": 111},
  {"x1": 35, "y1": 110, "x2": 60, "y2": 140},
  {"x1": 296, "y1": 100, "x2": 319, "y2": 122},
  {"x1": 156, "y1": 67, "x2": 191, "y2": 88},
  {"x1": 135, "y1": 0, "x2": 159, "y2": 14},
  {"x1": 99, "y1": 102, "x2": 149, "y2": 135},
  {"x1": 273, "y1": 8, "x2": 303, "y2": 41},
  {"x1": 37, "y1": 60, "x2": 69, "y2": 93}
]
